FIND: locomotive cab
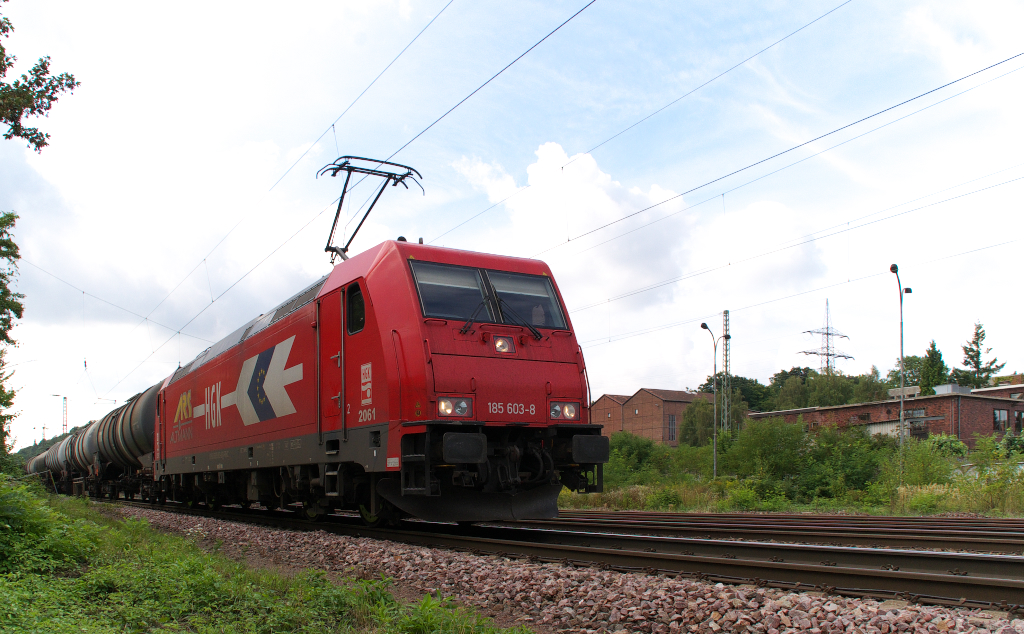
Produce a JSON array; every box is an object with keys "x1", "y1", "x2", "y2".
[{"x1": 365, "y1": 242, "x2": 609, "y2": 522}]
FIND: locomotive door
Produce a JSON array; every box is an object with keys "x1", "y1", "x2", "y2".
[{"x1": 318, "y1": 290, "x2": 344, "y2": 435}]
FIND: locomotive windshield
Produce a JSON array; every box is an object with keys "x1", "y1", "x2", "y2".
[
  {"x1": 410, "y1": 261, "x2": 495, "y2": 321},
  {"x1": 410, "y1": 260, "x2": 567, "y2": 329},
  {"x1": 487, "y1": 270, "x2": 567, "y2": 329}
]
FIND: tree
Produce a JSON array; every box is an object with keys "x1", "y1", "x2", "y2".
[
  {"x1": 919, "y1": 340, "x2": 950, "y2": 396},
  {"x1": 774, "y1": 375, "x2": 809, "y2": 410},
  {"x1": 807, "y1": 370, "x2": 853, "y2": 407},
  {"x1": 1, "y1": 0, "x2": 79, "y2": 152},
  {"x1": 952, "y1": 322, "x2": 1005, "y2": 388},
  {"x1": 698, "y1": 373, "x2": 771, "y2": 412},
  {"x1": 849, "y1": 366, "x2": 889, "y2": 403},
  {"x1": 0, "y1": 213, "x2": 20, "y2": 473},
  {"x1": 885, "y1": 355, "x2": 923, "y2": 388},
  {"x1": 679, "y1": 398, "x2": 714, "y2": 447}
]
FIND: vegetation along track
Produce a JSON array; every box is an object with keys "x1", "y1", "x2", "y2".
[
  {"x1": 112, "y1": 501, "x2": 1024, "y2": 612},
  {"x1": 511, "y1": 510, "x2": 1024, "y2": 553}
]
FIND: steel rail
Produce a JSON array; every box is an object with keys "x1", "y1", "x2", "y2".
[
  {"x1": 556, "y1": 510, "x2": 1024, "y2": 529},
  {"x1": 109, "y1": 500, "x2": 1024, "y2": 612},
  {"x1": 507, "y1": 516, "x2": 1024, "y2": 553}
]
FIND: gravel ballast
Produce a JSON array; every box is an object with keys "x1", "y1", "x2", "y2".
[{"x1": 119, "y1": 506, "x2": 1024, "y2": 634}]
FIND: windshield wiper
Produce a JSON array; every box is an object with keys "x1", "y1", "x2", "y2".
[
  {"x1": 498, "y1": 298, "x2": 543, "y2": 340},
  {"x1": 460, "y1": 301, "x2": 488, "y2": 334}
]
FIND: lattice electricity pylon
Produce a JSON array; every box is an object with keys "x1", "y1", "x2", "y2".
[
  {"x1": 722, "y1": 310, "x2": 730, "y2": 432},
  {"x1": 799, "y1": 299, "x2": 853, "y2": 373}
]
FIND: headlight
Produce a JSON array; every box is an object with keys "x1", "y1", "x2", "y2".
[
  {"x1": 549, "y1": 401, "x2": 580, "y2": 421},
  {"x1": 494, "y1": 336, "x2": 515, "y2": 353},
  {"x1": 438, "y1": 397, "x2": 473, "y2": 417}
]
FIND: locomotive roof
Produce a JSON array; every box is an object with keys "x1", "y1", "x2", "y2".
[
  {"x1": 167, "y1": 273, "x2": 329, "y2": 385},
  {"x1": 165, "y1": 240, "x2": 555, "y2": 387}
]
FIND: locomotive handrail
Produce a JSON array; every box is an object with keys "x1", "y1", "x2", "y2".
[{"x1": 317, "y1": 156, "x2": 424, "y2": 262}]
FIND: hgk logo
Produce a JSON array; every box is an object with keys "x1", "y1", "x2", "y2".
[
  {"x1": 205, "y1": 382, "x2": 222, "y2": 430},
  {"x1": 360, "y1": 362, "x2": 372, "y2": 405}
]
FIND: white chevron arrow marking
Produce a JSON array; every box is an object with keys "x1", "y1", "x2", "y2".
[
  {"x1": 219, "y1": 336, "x2": 303, "y2": 427},
  {"x1": 264, "y1": 336, "x2": 302, "y2": 418}
]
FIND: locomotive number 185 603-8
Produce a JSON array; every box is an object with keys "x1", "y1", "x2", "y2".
[{"x1": 487, "y1": 402, "x2": 535, "y2": 415}]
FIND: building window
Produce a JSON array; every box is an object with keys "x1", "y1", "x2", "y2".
[
  {"x1": 607, "y1": 412, "x2": 611, "y2": 418},
  {"x1": 907, "y1": 408, "x2": 926, "y2": 418},
  {"x1": 993, "y1": 409, "x2": 1008, "y2": 431},
  {"x1": 1015, "y1": 411, "x2": 1023, "y2": 435},
  {"x1": 635, "y1": 408, "x2": 639, "y2": 415},
  {"x1": 1010, "y1": 393, "x2": 1022, "y2": 400},
  {"x1": 667, "y1": 415, "x2": 677, "y2": 441}
]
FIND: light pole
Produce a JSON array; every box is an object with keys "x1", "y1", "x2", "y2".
[
  {"x1": 701, "y1": 323, "x2": 731, "y2": 479},
  {"x1": 889, "y1": 265, "x2": 912, "y2": 445},
  {"x1": 52, "y1": 394, "x2": 67, "y2": 436}
]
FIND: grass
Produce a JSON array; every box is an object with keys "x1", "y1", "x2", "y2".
[{"x1": 0, "y1": 476, "x2": 528, "y2": 634}]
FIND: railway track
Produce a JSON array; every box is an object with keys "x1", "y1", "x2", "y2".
[
  {"x1": 510, "y1": 510, "x2": 1024, "y2": 553},
  {"x1": 113, "y1": 501, "x2": 1024, "y2": 612}
]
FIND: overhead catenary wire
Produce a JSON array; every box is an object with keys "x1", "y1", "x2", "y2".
[
  {"x1": 562, "y1": 0, "x2": 856, "y2": 169},
  {"x1": 338, "y1": 0, "x2": 600, "y2": 241},
  {"x1": 101, "y1": 197, "x2": 340, "y2": 396},
  {"x1": 105, "y1": 0, "x2": 458, "y2": 349},
  {"x1": 568, "y1": 62, "x2": 1024, "y2": 259},
  {"x1": 268, "y1": 0, "x2": 457, "y2": 193},
  {"x1": 570, "y1": 170, "x2": 1024, "y2": 313},
  {"x1": 531, "y1": 49, "x2": 1024, "y2": 257},
  {"x1": 580, "y1": 239, "x2": 1015, "y2": 349},
  {"x1": 20, "y1": 259, "x2": 213, "y2": 344},
  {"x1": 428, "y1": 1, "x2": 855, "y2": 244}
]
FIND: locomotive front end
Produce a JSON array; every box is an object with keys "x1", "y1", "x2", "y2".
[{"x1": 376, "y1": 249, "x2": 608, "y2": 522}]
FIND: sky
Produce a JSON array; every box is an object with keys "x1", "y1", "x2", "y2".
[{"x1": 2, "y1": 0, "x2": 1022, "y2": 449}]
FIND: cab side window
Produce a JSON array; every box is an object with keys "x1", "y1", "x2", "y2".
[{"x1": 347, "y1": 283, "x2": 365, "y2": 334}]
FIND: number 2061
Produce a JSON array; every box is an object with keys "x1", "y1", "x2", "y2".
[{"x1": 488, "y1": 402, "x2": 534, "y2": 415}]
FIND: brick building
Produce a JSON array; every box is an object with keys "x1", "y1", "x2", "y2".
[
  {"x1": 749, "y1": 384, "x2": 1024, "y2": 446},
  {"x1": 591, "y1": 394, "x2": 630, "y2": 434},
  {"x1": 594, "y1": 389, "x2": 712, "y2": 447}
]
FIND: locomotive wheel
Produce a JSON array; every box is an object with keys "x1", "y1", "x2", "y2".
[
  {"x1": 358, "y1": 500, "x2": 400, "y2": 527},
  {"x1": 301, "y1": 502, "x2": 326, "y2": 522},
  {"x1": 358, "y1": 504, "x2": 384, "y2": 527},
  {"x1": 206, "y1": 494, "x2": 222, "y2": 511}
]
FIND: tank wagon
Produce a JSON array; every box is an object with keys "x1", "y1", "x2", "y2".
[{"x1": 28, "y1": 240, "x2": 609, "y2": 522}]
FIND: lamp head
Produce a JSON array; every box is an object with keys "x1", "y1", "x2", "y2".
[
  {"x1": 904, "y1": 287, "x2": 912, "y2": 294},
  {"x1": 890, "y1": 264, "x2": 898, "y2": 274},
  {"x1": 724, "y1": 334, "x2": 732, "y2": 340},
  {"x1": 700, "y1": 323, "x2": 709, "y2": 330}
]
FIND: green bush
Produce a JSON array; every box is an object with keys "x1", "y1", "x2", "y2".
[
  {"x1": 721, "y1": 417, "x2": 803, "y2": 480},
  {"x1": 645, "y1": 487, "x2": 683, "y2": 510},
  {"x1": 930, "y1": 433, "x2": 968, "y2": 457},
  {"x1": 0, "y1": 475, "x2": 99, "y2": 573},
  {"x1": 999, "y1": 434, "x2": 1024, "y2": 457}
]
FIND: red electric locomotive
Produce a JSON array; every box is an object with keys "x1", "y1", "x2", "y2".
[
  {"x1": 154, "y1": 238, "x2": 607, "y2": 522},
  {"x1": 27, "y1": 157, "x2": 608, "y2": 523}
]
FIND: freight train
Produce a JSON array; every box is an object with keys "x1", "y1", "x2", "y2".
[{"x1": 26, "y1": 238, "x2": 609, "y2": 523}]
